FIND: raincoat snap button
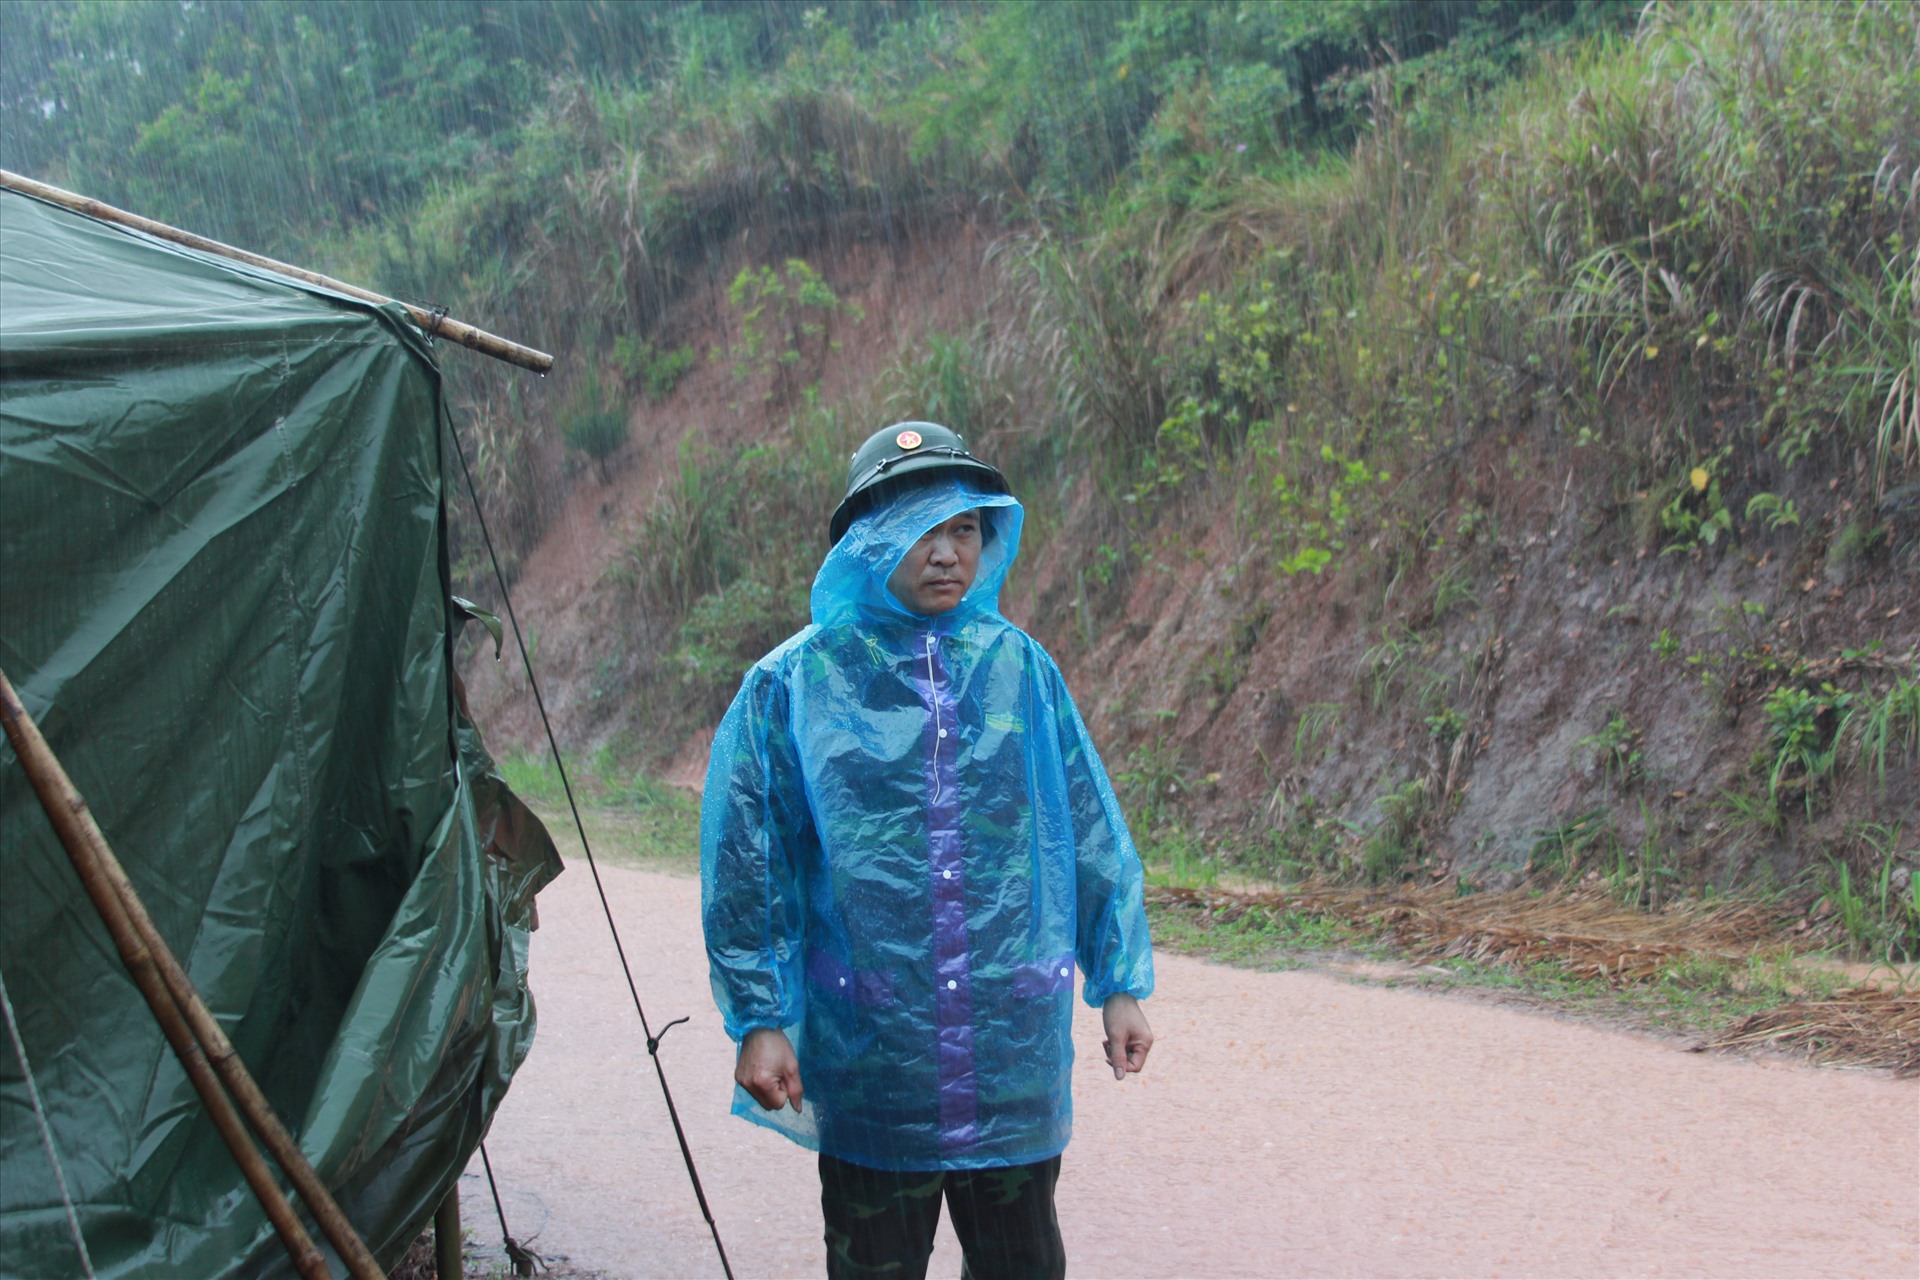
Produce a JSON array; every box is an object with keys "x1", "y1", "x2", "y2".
[
  {"x1": 937, "y1": 728, "x2": 948, "y2": 739},
  {"x1": 839, "y1": 977, "x2": 847, "y2": 987},
  {"x1": 1059, "y1": 967, "x2": 1070, "y2": 977},
  {"x1": 943, "y1": 869, "x2": 953, "y2": 880},
  {"x1": 947, "y1": 979, "x2": 958, "y2": 990}
]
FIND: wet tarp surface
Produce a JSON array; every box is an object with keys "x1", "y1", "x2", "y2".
[{"x1": 0, "y1": 190, "x2": 561, "y2": 1278}]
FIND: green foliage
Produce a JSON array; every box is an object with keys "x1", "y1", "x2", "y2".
[
  {"x1": 1515, "y1": 1, "x2": 1920, "y2": 486},
  {"x1": 495, "y1": 743, "x2": 695, "y2": 824},
  {"x1": 612, "y1": 336, "x2": 697, "y2": 403},
  {"x1": 727, "y1": 258, "x2": 862, "y2": 403},
  {"x1": 19, "y1": 0, "x2": 1914, "y2": 822},
  {"x1": 1424, "y1": 706, "x2": 1467, "y2": 749},
  {"x1": 1293, "y1": 702, "x2": 1344, "y2": 765},
  {"x1": 1140, "y1": 824, "x2": 1219, "y2": 890},
  {"x1": 1578, "y1": 712, "x2": 1643, "y2": 795},
  {"x1": 1362, "y1": 777, "x2": 1428, "y2": 883},
  {"x1": 1116, "y1": 734, "x2": 1191, "y2": 833},
  {"x1": 1244, "y1": 792, "x2": 1358, "y2": 880},
  {"x1": 1717, "y1": 786, "x2": 1786, "y2": 843},
  {"x1": 560, "y1": 373, "x2": 627, "y2": 480},
  {"x1": 674, "y1": 578, "x2": 800, "y2": 711},
  {"x1": 1743, "y1": 492, "x2": 1801, "y2": 533},
  {"x1": 612, "y1": 402, "x2": 848, "y2": 728},
  {"x1": 1850, "y1": 674, "x2": 1920, "y2": 790},
  {"x1": 1526, "y1": 808, "x2": 1613, "y2": 879},
  {"x1": 1762, "y1": 682, "x2": 1853, "y2": 815},
  {"x1": 1428, "y1": 562, "x2": 1478, "y2": 623},
  {"x1": 620, "y1": 402, "x2": 842, "y2": 628},
  {"x1": 1357, "y1": 624, "x2": 1423, "y2": 713},
  {"x1": 881, "y1": 329, "x2": 1013, "y2": 438},
  {"x1": 1525, "y1": 802, "x2": 1678, "y2": 910},
  {"x1": 1658, "y1": 451, "x2": 1734, "y2": 554},
  {"x1": 1826, "y1": 516, "x2": 1890, "y2": 571},
  {"x1": 1819, "y1": 823, "x2": 1919, "y2": 962}
]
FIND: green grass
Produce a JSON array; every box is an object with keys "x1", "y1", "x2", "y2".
[
  {"x1": 1147, "y1": 900, "x2": 1367, "y2": 971},
  {"x1": 1146, "y1": 884, "x2": 1862, "y2": 1046},
  {"x1": 1396, "y1": 950, "x2": 1856, "y2": 1042},
  {"x1": 496, "y1": 747, "x2": 702, "y2": 875}
]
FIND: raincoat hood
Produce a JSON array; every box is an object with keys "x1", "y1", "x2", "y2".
[{"x1": 810, "y1": 476, "x2": 1024, "y2": 629}]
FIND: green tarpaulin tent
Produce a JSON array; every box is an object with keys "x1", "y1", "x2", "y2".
[{"x1": 0, "y1": 188, "x2": 562, "y2": 1278}]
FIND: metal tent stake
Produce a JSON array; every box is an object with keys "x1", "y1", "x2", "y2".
[{"x1": 0, "y1": 669, "x2": 386, "y2": 1280}]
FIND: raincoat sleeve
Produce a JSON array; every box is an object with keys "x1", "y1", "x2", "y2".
[
  {"x1": 1044, "y1": 652, "x2": 1155, "y2": 1006},
  {"x1": 701, "y1": 661, "x2": 813, "y2": 1041}
]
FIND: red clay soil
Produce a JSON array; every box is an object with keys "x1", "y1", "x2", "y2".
[{"x1": 458, "y1": 861, "x2": 1918, "y2": 1280}]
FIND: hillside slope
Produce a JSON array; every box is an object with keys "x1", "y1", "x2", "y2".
[
  {"x1": 444, "y1": 2, "x2": 1918, "y2": 955},
  {"x1": 458, "y1": 206, "x2": 1917, "y2": 911}
]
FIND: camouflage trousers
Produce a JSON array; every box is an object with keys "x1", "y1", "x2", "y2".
[{"x1": 818, "y1": 1153, "x2": 1066, "y2": 1280}]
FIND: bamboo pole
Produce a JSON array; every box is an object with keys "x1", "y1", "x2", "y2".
[
  {"x1": 433, "y1": 1189, "x2": 463, "y2": 1280},
  {"x1": 0, "y1": 169, "x2": 553, "y2": 374},
  {"x1": 0, "y1": 672, "x2": 334, "y2": 1279},
  {"x1": 0, "y1": 669, "x2": 385, "y2": 1280}
]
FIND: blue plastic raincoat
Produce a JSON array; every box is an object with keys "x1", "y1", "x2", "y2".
[{"x1": 701, "y1": 476, "x2": 1154, "y2": 1170}]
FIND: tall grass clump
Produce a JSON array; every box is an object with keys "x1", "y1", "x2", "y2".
[
  {"x1": 613, "y1": 394, "x2": 854, "y2": 732},
  {"x1": 1511, "y1": 1, "x2": 1920, "y2": 488}
]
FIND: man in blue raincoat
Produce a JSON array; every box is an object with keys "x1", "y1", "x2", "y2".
[{"x1": 702, "y1": 422, "x2": 1154, "y2": 1279}]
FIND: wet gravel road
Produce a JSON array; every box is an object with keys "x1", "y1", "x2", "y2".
[{"x1": 458, "y1": 863, "x2": 1918, "y2": 1279}]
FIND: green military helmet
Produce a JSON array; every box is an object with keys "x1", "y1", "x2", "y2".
[{"x1": 828, "y1": 421, "x2": 1010, "y2": 545}]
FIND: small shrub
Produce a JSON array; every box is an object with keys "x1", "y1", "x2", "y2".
[
  {"x1": 1763, "y1": 683, "x2": 1852, "y2": 815},
  {"x1": 882, "y1": 329, "x2": 1013, "y2": 437},
  {"x1": 1117, "y1": 735, "x2": 1191, "y2": 832},
  {"x1": 1293, "y1": 702, "x2": 1344, "y2": 765},
  {"x1": 1357, "y1": 625, "x2": 1422, "y2": 713},
  {"x1": 1362, "y1": 778, "x2": 1428, "y2": 883},
  {"x1": 1244, "y1": 793, "x2": 1354, "y2": 880},
  {"x1": 1658, "y1": 453, "x2": 1734, "y2": 554},
  {"x1": 612, "y1": 336, "x2": 698, "y2": 402},
  {"x1": 728, "y1": 258, "x2": 863, "y2": 403},
  {"x1": 561, "y1": 373, "x2": 628, "y2": 482},
  {"x1": 675, "y1": 577, "x2": 806, "y2": 715},
  {"x1": 1526, "y1": 808, "x2": 1614, "y2": 881},
  {"x1": 1818, "y1": 824, "x2": 1920, "y2": 962},
  {"x1": 1826, "y1": 517, "x2": 1889, "y2": 572},
  {"x1": 1578, "y1": 712, "x2": 1643, "y2": 795},
  {"x1": 1846, "y1": 672, "x2": 1920, "y2": 788}
]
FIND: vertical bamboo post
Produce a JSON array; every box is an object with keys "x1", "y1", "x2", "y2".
[
  {"x1": 0, "y1": 672, "x2": 334, "y2": 1280},
  {"x1": 0, "y1": 669, "x2": 385, "y2": 1279},
  {"x1": 434, "y1": 1190, "x2": 462, "y2": 1279}
]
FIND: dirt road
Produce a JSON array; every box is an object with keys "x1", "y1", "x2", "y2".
[{"x1": 458, "y1": 862, "x2": 1917, "y2": 1279}]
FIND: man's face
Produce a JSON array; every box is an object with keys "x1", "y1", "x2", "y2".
[{"x1": 886, "y1": 509, "x2": 983, "y2": 615}]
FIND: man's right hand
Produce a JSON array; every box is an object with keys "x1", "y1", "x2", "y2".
[{"x1": 735, "y1": 1027, "x2": 804, "y2": 1113}]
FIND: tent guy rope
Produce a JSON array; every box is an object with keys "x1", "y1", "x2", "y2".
[
  {"x1": 0, "y1": 962, "x2": 95, "y2": 1279},
  {"x1": 0, "y1": 169, "x2": 553, "y2": 374},
  {"x1": 447, "y1": 424, "x2": 737, "y2": 1280}
]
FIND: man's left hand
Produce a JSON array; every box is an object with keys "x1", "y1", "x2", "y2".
[{"x1": 1101, "y1": 993, "x2": 1153, "y2": 1080}]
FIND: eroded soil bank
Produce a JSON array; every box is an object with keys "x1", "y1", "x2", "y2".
[{"x1": 457, "y1": 862, "x2": 1917, "y2": 1279}]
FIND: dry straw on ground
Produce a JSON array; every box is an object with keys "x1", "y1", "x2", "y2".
[
  {"x1": 1147, "y1": 881, "x2": 1787, "y2": 979},
  {"x1": 1701, "y1": 989, "x2": 1920, "y2": 1077},
  {"x1": 1146, "y1": 881, "x2": 1918, "y2": 1074}
]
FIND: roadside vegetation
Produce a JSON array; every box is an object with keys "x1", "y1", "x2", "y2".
[{"x1": 8, "y1": 2, "x2": 1915, "y2": 1041}]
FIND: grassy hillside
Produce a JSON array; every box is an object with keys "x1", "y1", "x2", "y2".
[{"x1": 6, "y1": 1, "x2": 1915, "y2": 955}]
